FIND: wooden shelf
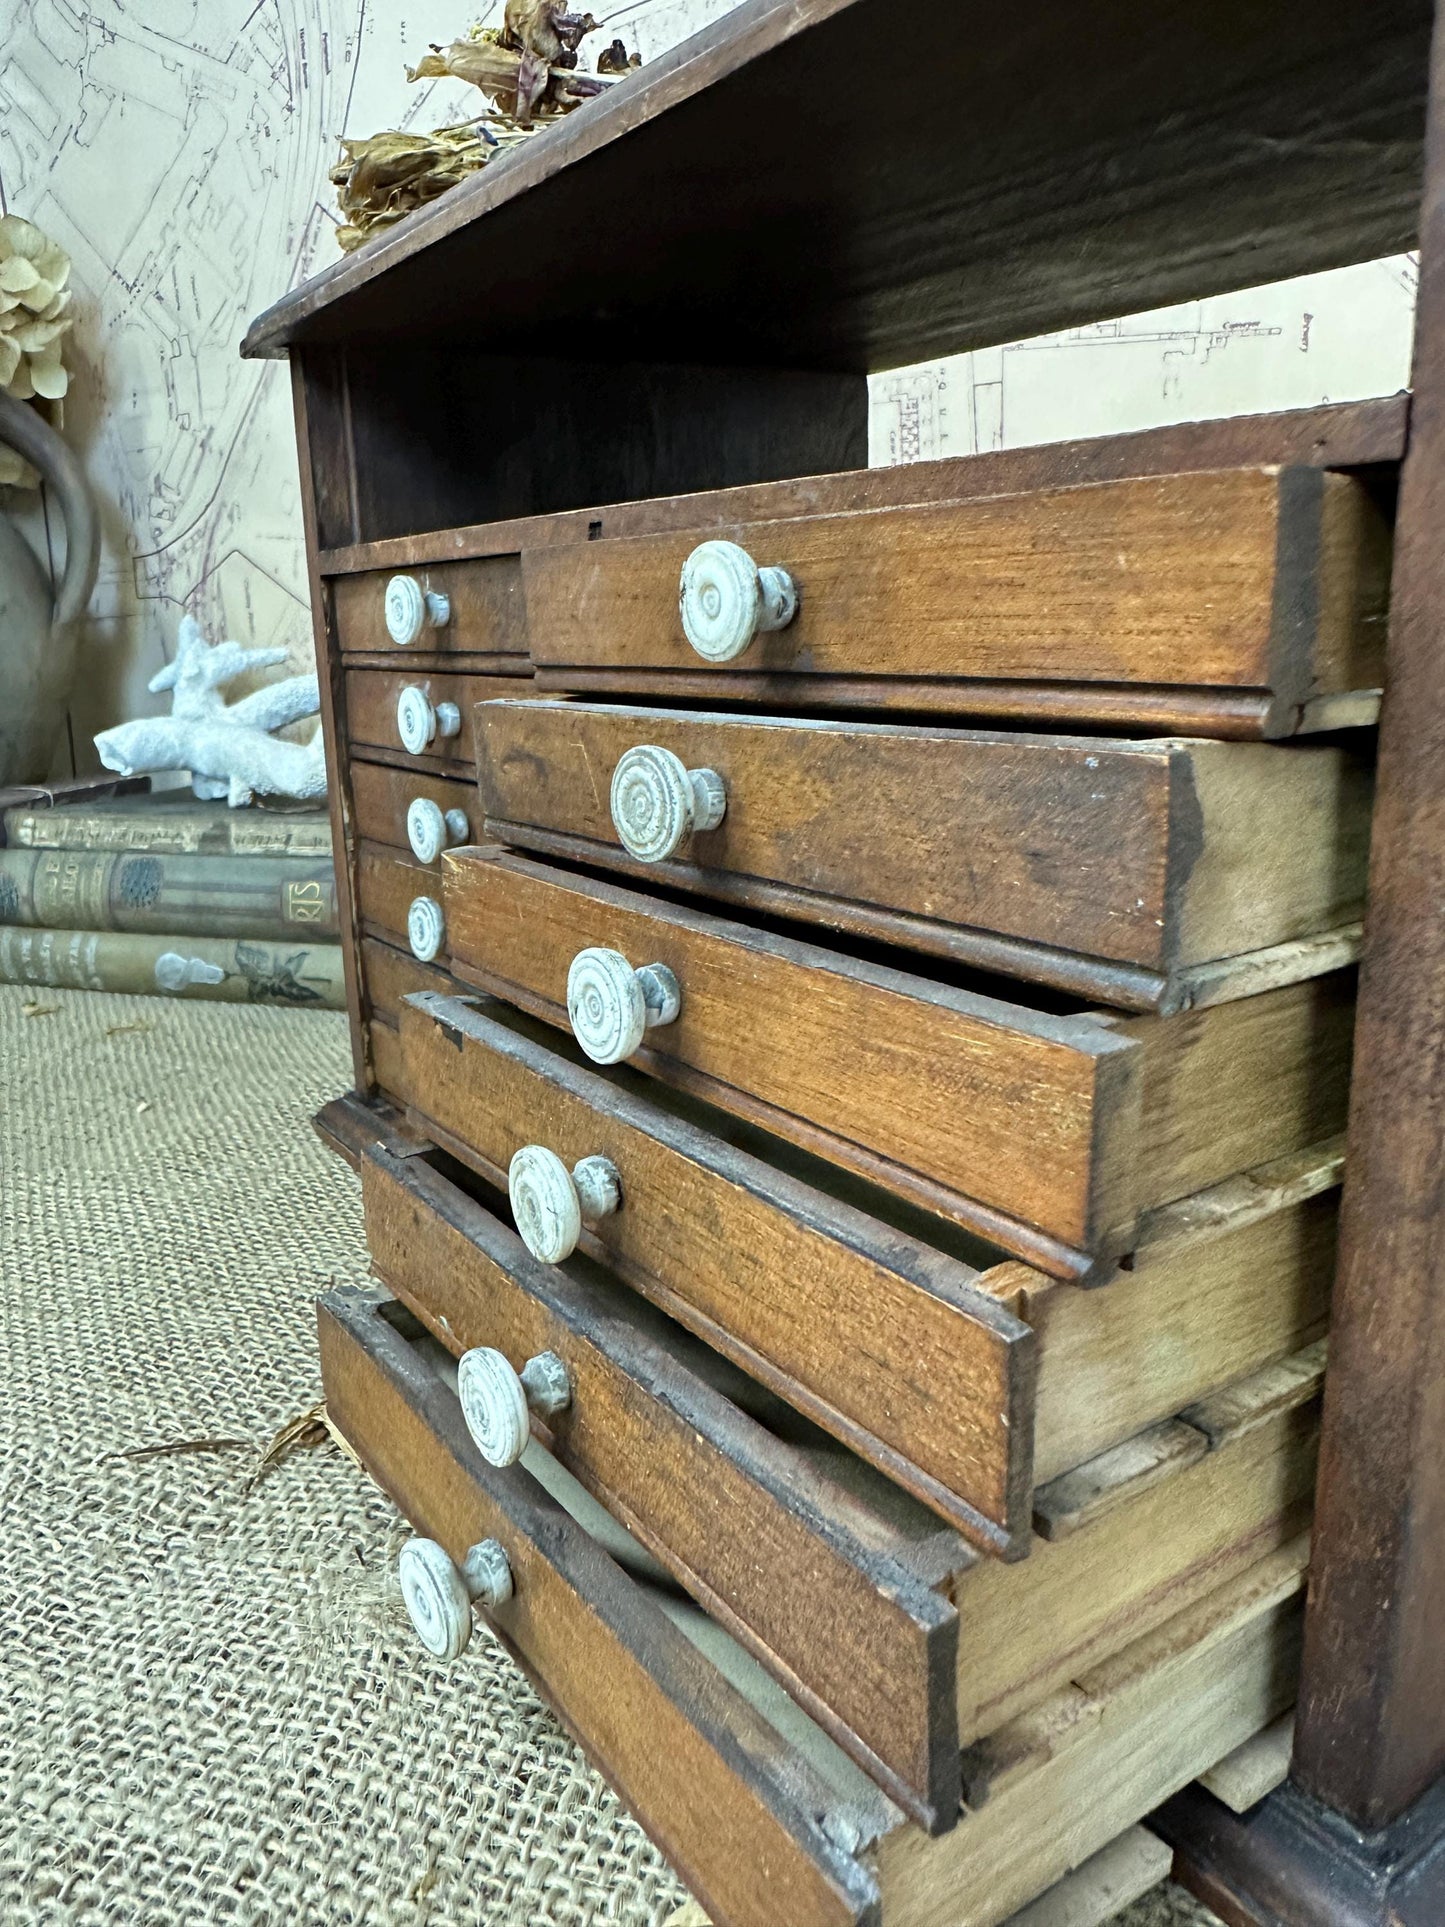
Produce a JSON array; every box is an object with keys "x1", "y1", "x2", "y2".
[{"x1": 244, "y1": 0, "x2": 1430, "y2": 372}]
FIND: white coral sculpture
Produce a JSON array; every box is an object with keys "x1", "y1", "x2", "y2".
[
  {"x1": 0, "y1": 215, "x2": 73, "y2": 488},
  {"x1": 94, "y1": 615, "x2": 328, "y2": 808}
]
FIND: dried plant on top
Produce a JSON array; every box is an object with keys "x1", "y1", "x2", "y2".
[
  {"x1": 331, "y1": 4, "x2": 640, "y2": 253},
  {"x1": 0, "y1": 214, "x2": 74, "y2": 488}
]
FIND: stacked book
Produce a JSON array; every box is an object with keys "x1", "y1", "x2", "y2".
[{"x1": 0, "y1": 779, "x2": 345, "y2": 1009}]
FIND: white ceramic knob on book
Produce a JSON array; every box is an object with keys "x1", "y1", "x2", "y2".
[
  {"x1": 679, "y1": 539, "x2": 797, "y2": 663},
  {"x1": 406, "y1": 796, "x2": 469, "y2": 863},
  {"x1": 458, "y1": 1346, "x2": 573, "y2": 1466},
  {"x1": 398, "y1": 1535, "x2": 513, "y2": 1660},
  {"x1": 396, "y1": 684, "x2": 461, "y2": 755},
  {"x1": 408, "y1": 895, "x2": 445, "y2": 961},
  {"x1": 508, "y1": 1144, "x2": 621, "y2": 1264},
  {"x1": 385, "y1": 574, "x2": 451, "y2": 646},
  {"x1": 610, "y1": 744, "x2": 726, "y2": 863},
  {"x1": 566, "y1": 946, "x2": 681, "y2": 1063}
]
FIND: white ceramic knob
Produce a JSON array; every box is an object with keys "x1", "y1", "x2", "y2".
[
  {"x1": 458, "y1": 1346, "x2": 573, "y2": 1466},
  {"x1": 679, "y1": 539, "x2": 797, "y2": 663},
  {"x1": 408, "y1": 895, "x2": 445, "y2": 961},
  {"x1": 385, "y1": 574, "x2": 451, "y2": 646},
  {"x1": 398, "y1": 1535, "x2": 513, "y2": 1660},
  {"x1": 406, "y1": 797, "x2": 470, "y2": 863},
  {"x1": 610, "y1": 745, "x2": 726, "y2": 863},
  {"x1": 396, "y1": 685, "x2": 462, "y2": 755},
  {"x1": 567, "y1": 947, "x2": 680, "y2": 1064},
  {"x1": 508, "y1": 1144, "x2": 621, "y2": 1264}
]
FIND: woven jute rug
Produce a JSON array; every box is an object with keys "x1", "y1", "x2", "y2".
[{"x1": 0, "y1": 986, "x2": 1220, "y2": 1926}]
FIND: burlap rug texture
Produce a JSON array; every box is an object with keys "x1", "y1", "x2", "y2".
[{"x1": 0, "y1": 988, "x2": 1219, "y2": 1925}]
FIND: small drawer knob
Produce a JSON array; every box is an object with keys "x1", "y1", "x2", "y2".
[
  {"x1": 396, "y1": 685, "x2": 462, "y2": 755},
  {"x1": 567, "y1": 946, "x2": 680, "y2": 1064},
  {"x1": 458, "y1": 1346, "x2": 573, "y2": 1466},
  {"x1": 385, "y1": 574, "x2": 451, "y2": 646},
  {"x1": 406, "y1": 796, "x2": 469, "y2": 863},
  {"x1": 408, "y1": 894, "x2": 445, "y2": 961},
  {"x1": 679, "y1": 539, "x2": 797, "y2": 663},
  {"x1": 399, "y1": 1535, "x2": 513, "y2": 1660},
  {"x1": 610, "y1": 744, "x2": 726, "y2": 863},
  {"x1": 508, "y1": 1144, "x2": 621, "y2": 1265}
]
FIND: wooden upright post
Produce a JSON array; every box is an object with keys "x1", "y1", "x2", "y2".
[{"x1": 1157, "y1": 4, "x2": 1445, "y2": 1914}]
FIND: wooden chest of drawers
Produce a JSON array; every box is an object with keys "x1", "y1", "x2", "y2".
[{"x1": 248, "y1": 9, "x2": 1415, "y2": 1914}]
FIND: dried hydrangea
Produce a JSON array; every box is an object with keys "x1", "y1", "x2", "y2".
[{"x1": 0, "y1": 214, "x2": 74, "y2": 488}]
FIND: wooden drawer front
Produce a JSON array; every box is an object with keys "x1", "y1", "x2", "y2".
[
  {"x1": 443, "y1": 849, "x2": 1355, "y2": 1274},
  {"x1": 522, "y1": 467, "x2": 1389, "y2": 737},
  {"x1": 319, "y1": 1289, "x2": 894, "y2": 1927},
  {"x1": 322, "y1": 1286, "x2": 1308, "y2": 1927},
  {"x1": 354, "y1": 844, "x2": 438, "y2": 947},
  {"x1": 362, "y1": 935, "x2": 459, "y2": 1027},
  {"x1": 346, "y1": 668, "x2": 533, "y2": 769},
  {"x1": 397, "y1": 991, "x2": 1035, "y2": 1554},
  {"x1": 474, "y1": 702, "x2": 1371, "y2": 1008},
  {"x1": 361, "y1": 1144, "x2": 968, "y2": 1826},
  {"x1": 351, "y1": 758, "x2": 479, "y2": 856},
  {"x1": 332, "y1": 556, "x2": 529, "y2": 663}
]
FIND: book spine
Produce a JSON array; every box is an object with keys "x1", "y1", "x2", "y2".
[
  {"x1": 0, "y1": 850, "x2": 339, "y2": 941},
  {"x1": 0, "y1": 926, "x2": 346, "y2": 1009},
  {"x1": 2, "y1": 804, "x2": 332, "y2": 857}
]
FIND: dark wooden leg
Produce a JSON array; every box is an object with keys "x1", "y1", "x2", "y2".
[
  {"x1": 1153, "y1": 1779, "x2": 1445, "y2": 1927},
  {"x1": 1155, "y1": 0, "x2": 1445, "y2": 1914}
]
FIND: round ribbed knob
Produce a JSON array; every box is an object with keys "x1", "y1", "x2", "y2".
[
  {"x1": 459, "y1": 1346, "x2": 573, "y2": 1467},
  {"x1": 384, "y1": 574, "x2": 450, "y2": 645},
  {"x1": 508, "y1": 1145, "x2": 621, "y2": 1264},
  {"x1": 408, "y1": 895, "x2": 445, "y2": 961},
  {"x1": 406, "y1": 797, "x2": 470, "y2": 863},
  {"x1": 398, "y1": 1536, "x2": 512, "y2": 1661},
  {"x1": 679, "y1": 540, "x2": 797, "y2": 663},
  {"x1": 567, "y1": 947, "x2": 681, "y2": 1064},
  {"x1": 396, "y1": 685, "x2": 462, "y2": 755},
  {"x1": 610, "y1": 745, "x2": 726, "y2": 863}
]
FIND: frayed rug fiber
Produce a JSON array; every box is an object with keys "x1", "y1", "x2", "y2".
[{"x1": 0, "y1": 987, "x2": 1222, "y2": 1926}]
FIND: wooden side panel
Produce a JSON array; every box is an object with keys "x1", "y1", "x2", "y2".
[
  {"x1": 351, "y1": 760, "x2": 479, "y2": 852},
  {"x1": 332, "y1": 556, "x2": 529, "y2": 661},
  {"x1": 954, "y1": 1389, "x2": 1319, "y2": 1743},
  {"x1": 442, "y1": 849, "x2": 1140, "y2": 1258},
  {"x1": 521, "y1": 468, "x2": 1384, "y2": 701},
  {"x1": 361, "y1": 1148, "x2": 965, "y2": 1826},
  {"x1": 1125, "y1": 969, "x2": 1357, "y2": 1209},
  {"x1": 397, "y1": 991, "x2": 1036, "y2": 1552},
  {"x1": 877, "y1": 1549, "x2": 1309, "y2": 1927},
  {"x1": 318, "y1": 1289, "x2": 884, "y2": 1927},
  {"x1": 347, "y1": 668, "x2": 535, "y2": 768},
  {"x1": 1009, "y1": 1184, "x2": 1339, "y2": 1482}
]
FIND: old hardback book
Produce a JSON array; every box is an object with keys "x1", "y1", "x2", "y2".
[
  {"x1": 0, "y1": 791, "x2": 332, "y2": 859},
  {"x1": 0, "y1": 925, "x2": 346, "y2": 1008},
  {"x1": 0, "y1": 847, "x2": 338, "y2": 941}
]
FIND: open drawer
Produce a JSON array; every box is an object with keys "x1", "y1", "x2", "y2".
[
  {"x1": 471, "y1": 700, "x2": 1371, "y2": 1011},
  {"x1": 393, "y1": 991, "x2": 1338, "y2": 1550},
  {"x1": 439, "y1": 846, "x2": 1355, "y2": 1278},
  {"x1": 320, "y1": 1286, "x2": 1309, "y2": 1927},
  {"x1": 343, "y1": 1100, "x2": 1324, "y2": 1827},
  {"x1": 519, "y1": 465, "x2": 1390, "y2": 740}
]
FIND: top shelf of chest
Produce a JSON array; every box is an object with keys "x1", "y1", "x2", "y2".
[{"x1": 243, "y1": 0, "x2": 1431, "y2": 371}]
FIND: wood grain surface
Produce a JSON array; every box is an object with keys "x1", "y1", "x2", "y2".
[
  {"x1": 361, "y1": 1145, "x2": 968, "y2": 1826},
  {"x1": 332, "y1": 555, "x2": 529, "y2": 662},
  {"x1": 396, "y1": 990, "x2": 1035, "y2": 1552},
  {"x1": 473, "y1": 701, "x2": 1372, "y2": 998},
  {"x1": 346, "y1": 668, "x2": 533, "y2": 767},
  {"x1": 521, "y1": 469, "x2": 1390, "y2": 734},
  {"x1": 319, "y1": 1286, "x2": 890, "y2": 1927},
  {"x1": 350, "y1": 758, "x2": 479, "y2": 853}
]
